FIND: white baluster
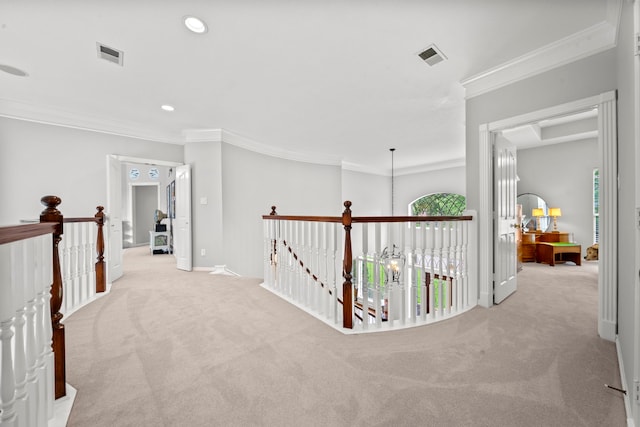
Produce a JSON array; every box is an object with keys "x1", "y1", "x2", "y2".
[
  {"x1": 332, "y1": 223, "x2": 338, "y2": 324},
  {"x1": 426, "y1": 221, "x2": 435, "y2": 321},
  {"x1": 11, "y1": 241, "x2": 29, "y2": 426},
  {"x1": 360, "y1": 223, "x2": 369, "y2": 330},
  {"x1": 0, "y1": 243, "x2": 18, "y2": 427},
  {"x1": 40, "y1": 234, "x2": 55, "y2": 421},
  {"x1": 408, "y1": 222, "x2": 417, "y2": 324}
]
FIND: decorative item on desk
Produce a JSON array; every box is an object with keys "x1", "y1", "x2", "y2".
[
  {"x1": 548, "y1": 207, "x2": 562, "y2": 232},
  {"x1": 531, "y1": 208, "x2": 544, "y2": 231},
  {"x1": 154, "y1": 209, "x2": 168, "y2": 232}
]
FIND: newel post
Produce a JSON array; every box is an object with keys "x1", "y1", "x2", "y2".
[
  {"x1": 342, "y1": 201, "x2": 353, "y2": 329},
  {"x1": 94, "y1": 206, "x2": 106, "y2": 293},
  {"x1": 39, "y1": 195, "x2": 66, "y2": 399},
  {"x1": 269, "y1": 206, "x2": 277, "y2": 265}
]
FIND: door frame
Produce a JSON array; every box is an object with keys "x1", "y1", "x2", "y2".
[
  {"x1": 107, "y1": 154, "x2": 182, "y2": 268},
  {"x1": 478, "y1": 91, "x2": 617, "y2": 341}
]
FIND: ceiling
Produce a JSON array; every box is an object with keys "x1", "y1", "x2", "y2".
[{"x1": 0, "y1": 1, "x2": 619, "y2": 174}]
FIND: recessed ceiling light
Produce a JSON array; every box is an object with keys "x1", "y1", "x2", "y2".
[
  {"x1": 184, "y1": 16, "x2": 208, "y2": 34},
  {"x1": 161, "y1": 105, "x2": 175, "y2": 112},
  {"x1": 0, "y1": 64, "x2": 28, "y2": 77}
]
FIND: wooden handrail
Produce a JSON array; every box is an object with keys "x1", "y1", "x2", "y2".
[
  {"x1": 262, "y1": 214, "x2": 342, "y2": 223},
  {"x1": 0, "y1": 222, "x2": 57, "y2": 245},
  {"x1": 352, "y1": 215, "x2": 473, "y2": 223},
  {"x1": 263, "y1": 214, "x2": 472, "y2": 223}
]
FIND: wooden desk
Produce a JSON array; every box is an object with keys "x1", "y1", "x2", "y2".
[
  {"x1": 536, "y1": 242, "x2": 582, "y2": 266},
  {"x1": 536, "y1": 232, "x2": 569, "y2": 243},
  {"x1": 521, "y1": 233, "x2": 537, "y2": 262}
]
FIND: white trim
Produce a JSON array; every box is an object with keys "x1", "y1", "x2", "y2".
[
  {"x1": 478, "y1": 125, "x2": 493, "y2": 308},
  {"x1": 598, "y1": 95, "x2": 618, "y2": 342},
  {"x1": 0, "y1": 97, "x2": 182, "y2": 144},
  {"x1": 192, "y1": 265, "x2": 240, "y2": 276},
  {"x1": 461, "y1": 0, "x2": 622, "y2": 99},
  {"x1": 616, "y1": 336, "x2": 636, "y2": 427},
  {"x1": 633, "y1": 2, "x2": 640, "y2": 425},
  {"x1": 221, "y1": 129, "x2": 342, "y2": 167},
  {"x1": 111, "y1": 154, "x2": 182, "y2": 168},
  {"x1": 182, "y1": 128, "x2": 222, "y2": 143}
]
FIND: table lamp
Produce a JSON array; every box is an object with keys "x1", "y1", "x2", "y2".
[
  {"x1": 548, "y1": 207, "x2": 562, "y2": 232},
  {"x1": 531, "y1": 208, "x2": 544, "y2": 231}
]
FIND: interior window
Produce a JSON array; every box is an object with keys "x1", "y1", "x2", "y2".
[{"x1": 410, "y1": 193, "x2": 466, "y2": 216}]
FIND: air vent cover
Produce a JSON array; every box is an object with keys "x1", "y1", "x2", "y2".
[
  {"x1": 96, "y1": 42, "x2": 124, "y2": 66},
  {"x1": 418, "y1": 44, "x2": 446, "y2": 66}
]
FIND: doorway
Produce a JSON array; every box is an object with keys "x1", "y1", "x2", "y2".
[
  {"x1": 106, "y1": 154, "x2": 182, "y2": 282},
  {"x1": 478, "y1": 91, "x2": 617, "y2": 341},
  {"x1": 131, "y1": 184, "x2": 159, "y2": 247}
]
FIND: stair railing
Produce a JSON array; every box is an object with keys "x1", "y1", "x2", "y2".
[
  {"x1": 263, "y1": 201, "x2": 477, "y2": 332},
  {"x1": 0, "y1": 196, "x2": 106, "y2": 427}
]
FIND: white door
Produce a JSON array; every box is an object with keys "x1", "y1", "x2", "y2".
[
  {"x1": 174, "y1": 164, "x2": 192, "y2": 271},
  {"x1": 107, "y1": 155, "x2": 123, "y2": 282},
  {"x1": 494, "y1": 135, "x2": 518, "y2": 303}
]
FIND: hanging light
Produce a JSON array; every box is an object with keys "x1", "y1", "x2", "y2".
[
  {"x1": 390, "y1": 148, "x2": 396, "y2": 216},
  {"x1": 380, "y1": 244, "x2": 405, "y2": 322}
]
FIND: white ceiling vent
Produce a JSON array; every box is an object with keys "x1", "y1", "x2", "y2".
[
  {"x1": 418, "y1": 44, "x2": 446, "y2": 66},
  {"x1": 96, "y1": 42, "x2": 124, "y2": 66}
]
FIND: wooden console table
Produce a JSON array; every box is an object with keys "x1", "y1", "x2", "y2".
[
  {"x1": 521, "y1": 231, "x2": 572, "y2": 264},
  {"x1": 536, "y1": 242, "x2": 582, "y2": 266}
]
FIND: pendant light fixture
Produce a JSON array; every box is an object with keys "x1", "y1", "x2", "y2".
[{"x1": 390, "y1": 148, "x2": 396, "y2": 216}]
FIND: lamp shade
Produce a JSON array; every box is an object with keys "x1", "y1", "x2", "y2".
[
  {"x1": 531, "y1": 208, "x2": 544, "y2": 217},
  {"x1": 548, "y1": 207, "x2": 562, "y2": 217}
]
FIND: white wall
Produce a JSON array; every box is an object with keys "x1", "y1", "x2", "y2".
[
  {"x1": 341, "y1": 166, "x2": 466, "y2": 217},
  {"x1": 221, "y1": 143, "x2": 342, "y2": 278},
  {"x1": 184, "y1": 141, "x2": 224, "y2": 269},
  {"x1": 517, "y1": 139, "x2": 598, "y2": 249},
  {"x1": 0, "y1": 117, "x2": 183, "y2": 225},
  {"x1": 341, "y1": 169, "x2": 391, "y2": 216}
]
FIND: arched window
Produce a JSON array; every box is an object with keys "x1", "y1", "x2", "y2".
[{"x1": 410, "y1": 193, "x2": 466, "y2": 216}]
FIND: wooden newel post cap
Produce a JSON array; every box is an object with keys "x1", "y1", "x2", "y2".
[
  {"x1": 270, "y1": 206, "x2": 277, "y2": 216},
  {"x1": 95, "y1": 206, "x2": 105, "y2": 223},
  {"x1": 343, "y1": 200, "x2": 352, "y2": 212},
  {"x1": 40, "y1": 195, "x2": 62, "y2": 213},
  {"x1": 40, "y1": 195, "x2": 63, "y2": 234}
]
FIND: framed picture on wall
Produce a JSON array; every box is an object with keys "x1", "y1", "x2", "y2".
[
  {"x1": 170, "y1": 180, "x2": 176, "y2": 218},
  {"x1": 166, "y1": 184, "x2": 172, "y2": 218}
]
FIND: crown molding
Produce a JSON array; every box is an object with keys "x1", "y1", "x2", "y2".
[
  {"x1": 461, "y1": 0, "x2": 622, "y2": 99},
  {"x1": 341, "y1": 157, "x2": 465, "y2": 177},
  {"x1": 220, "y1": 129, "x2": 343, "y2": 167},
  {"x1": 0, "y1": 97, "x2": 182, "y2": 144},
  {"x1": 182, "y1": 128, "x2": 222, "y2": 143}
]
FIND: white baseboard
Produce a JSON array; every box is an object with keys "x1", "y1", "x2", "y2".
[
  {"x1": 192, "y1": 265, "x2": 240, "y2": 276},
  {"x1": 51, "y1": 384, "x2": 77, "y2": 427},
  {"x1": 615, "y1": 335, "x2": 636, "y2": 427}
]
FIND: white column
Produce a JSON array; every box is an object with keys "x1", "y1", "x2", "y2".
[{"x1": 598, "y1": 93, "x2": 618, "y2": 341}]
